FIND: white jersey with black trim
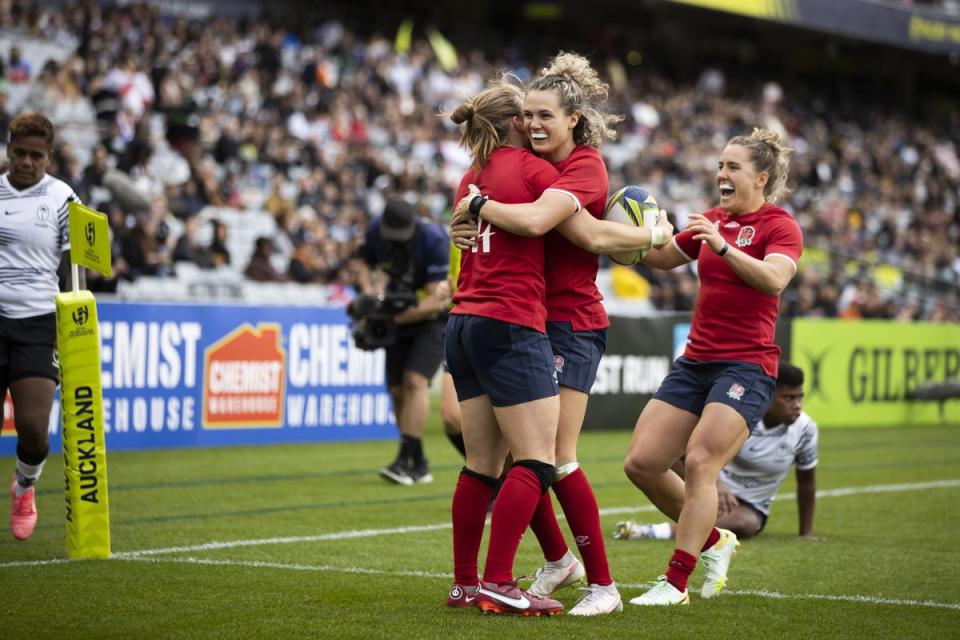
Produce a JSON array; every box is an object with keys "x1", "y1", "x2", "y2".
[
  {"x1": 719, "y1": 410, "x2": 819, "y2": 515},
  {"x1": 0, "y1": 173, "x2": 77, "y2": 318}
]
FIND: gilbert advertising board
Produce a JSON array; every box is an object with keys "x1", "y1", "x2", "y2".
[
  {"x1": 0, "y1": 302, "x2": 395, "y2": 454},
  {"x1": 792, "y1": 319, "x2": 960, "y2": 427}
]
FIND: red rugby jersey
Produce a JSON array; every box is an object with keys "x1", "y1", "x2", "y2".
[
  {"x1": 673, "y1": 203, "x2": 803, "y2": 377},
  {"x1": 543, "y1": 145, "x2": 610, "y2": 330},
  {"x1": 451, "y1": 146, "x2": 559, "y2": 332}
]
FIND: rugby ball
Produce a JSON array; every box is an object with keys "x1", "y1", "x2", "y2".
[{"x1": 603, "y1": 186, "x2": 660, "y2": 265}]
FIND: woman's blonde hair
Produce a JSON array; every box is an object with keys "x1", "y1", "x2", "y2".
[
  {"x1": 448, "y1": 78, "x2": 524, "y2": 171},
  {"x1": 527, "y1": 52, "x2": 623, "y2": 148},
  {"x1": 727, "y1": 127, "x2": 794, "y2": 202}
]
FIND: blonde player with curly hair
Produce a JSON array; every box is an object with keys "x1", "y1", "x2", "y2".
[
  {"x1": 624, "y1": 127, "x2": 802, "y2": 606},
  {"x1": 453, "y1": 52, "x2": 671, "y2": 615}
]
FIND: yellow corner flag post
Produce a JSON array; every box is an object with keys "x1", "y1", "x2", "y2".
[{"x1": 57, "y1": 202, "x2": 112, "y2": 559}]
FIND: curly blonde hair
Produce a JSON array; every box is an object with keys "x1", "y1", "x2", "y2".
[
  {"x1": 527, "y1": 52, "x2": 623, "y2": 148},
  {"x1": 727, "y1": 127, "x2": 794, "y2": 202},
  {"x1": 447, "y1": 77, "x2": 524, "y2": 171}
]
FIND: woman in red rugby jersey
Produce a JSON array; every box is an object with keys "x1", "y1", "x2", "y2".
[
  {"x1": 445, "y1": 71, "x2": 667, "y2": 616},
  {"x1": 452, "y1": 52, "x2": 672, "y2": 616},
  {"x1": 624, "y1": 127, "x2": 802, "y2": 606},
  {"x1": 443, "y1": 78, "x2": 566, "y2": 617}
]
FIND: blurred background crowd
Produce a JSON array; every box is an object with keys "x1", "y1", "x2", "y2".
[{"x1": 0, "y1": 0, "x2": 957, "y2": 321}]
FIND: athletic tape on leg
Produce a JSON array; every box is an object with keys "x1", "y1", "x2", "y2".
[
  {"x1": 555, "y1": 462, "x2": 579, "y2": 478},
  {"x1": 56, "y1": 290, "x2": 110, "y2": 559}
]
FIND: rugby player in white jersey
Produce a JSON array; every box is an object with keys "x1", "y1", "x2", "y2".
[
  {"x1": 2, "y1": 112, "x2": 82, "y2": 540},
  {"x1": 615, "y1": 363, "x2": 818, "y2": 542}
]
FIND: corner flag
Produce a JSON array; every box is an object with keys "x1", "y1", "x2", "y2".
[
  {"x1": 58, "y1": 201, "x2": 112, "y2": 558},
  {"x1": 68, "y1": 201, "x2": 112, "y2": 277}
]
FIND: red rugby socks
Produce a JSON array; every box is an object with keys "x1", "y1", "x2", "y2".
[
  {"x1": 665, "y1": 548, "x2": 698, "y2": 592},
  {"x1": 451, "y1": 470, "x2": 494, "y2": 585},
  {"x1": 482, "y1": 465, "x2": 543, "y2": 584},
  {"x1": 529, "y1": 491, "x2": 569, "y2": 562},
  {"x1": 554, "y1": 468, "x2": 612, "y2": 586}
]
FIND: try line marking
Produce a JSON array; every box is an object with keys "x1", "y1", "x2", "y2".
[
  {"x1": 116, "y1": 477, "x2": 960, "y2": 556},
  {"x1": 3, "y1": 478, "x2": 958, "y2": 565}
]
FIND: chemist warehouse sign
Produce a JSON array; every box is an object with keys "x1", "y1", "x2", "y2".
[{"x1": 0, "y1": 302, "x2": 395, "y2": 453}]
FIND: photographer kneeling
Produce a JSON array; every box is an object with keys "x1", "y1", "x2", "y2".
[{"x1": 352, "y1": 199, "x2": 450, "y2": 485}]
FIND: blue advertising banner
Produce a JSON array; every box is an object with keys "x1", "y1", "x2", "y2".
[{"x1": 1, "y1": 302, "x2": 395, "y2": 453}]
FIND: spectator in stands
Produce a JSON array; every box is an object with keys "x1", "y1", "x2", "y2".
[
  {"x1": 287, "y1": 240, "x2": 322, "y2": 283},
  {"x1": 172, "y1": 216, "x2": 213, "y2": 269},
  {"x1": 122, "y1": 213, "x2": 172, "y2": 278},
  {"x1": 1, "y1": 0, "x2": 955, "y2": 319},
  {"x1": 166, "y1": 177, "x2": 206, "y2": 220},
  {"x1": 244, "y1": 236, "x2": 286, "y2": 282},
  {"x1": 78, "y1": 145, "x2": 112, "y2": 212},
  {"x1": 614, "y1": 363, "x2": 819, "y2": 542},
  {"x1": 7, "y1": 46, "x2": 30, "y2": 84},
  {"x1": 264, "y1": 173, "x2": 294, "y2": 220},
  {"x1": 208, "y1": 219, "x2": 231, "y2": 267}
]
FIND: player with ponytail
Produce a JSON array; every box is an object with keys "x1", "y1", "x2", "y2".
[{"x1": 624, "y1": 127, "x2": 802, "y2": 606}]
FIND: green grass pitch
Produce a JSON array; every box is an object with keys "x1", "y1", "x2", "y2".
[{"x1": 2, "y1": 404, "x2": 958, "y2": 639}]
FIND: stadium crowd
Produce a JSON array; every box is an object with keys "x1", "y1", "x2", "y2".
[{"x1": 0, "y1": 0, "x2": 956, "y2": 321}]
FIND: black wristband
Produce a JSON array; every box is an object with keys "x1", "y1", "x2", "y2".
[
  {"x1": 468, "y1": 194, "x2": 489, "y2": 216},
  {"x1": 716, "y1": 241, "x2": 730, "y2": 257}
]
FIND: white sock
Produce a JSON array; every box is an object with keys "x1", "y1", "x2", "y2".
[
  {"x1": 15, "y1": 458, "x2": 45, "y2": 496},
  {"x1": 547, "y1": 550, "x2": 576, "y2": 567},
  {"x1": 638, "y1": 522, "x2": 674, "y2": 540}
]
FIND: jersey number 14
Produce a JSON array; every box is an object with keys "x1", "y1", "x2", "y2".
[{"x1": 471, "y1": 219, "x2": 495, "y2": 254}]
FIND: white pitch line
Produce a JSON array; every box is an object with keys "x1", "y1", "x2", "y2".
[
  {"x1": 2, "y1": 478, "x2": 959, "y2": 567},
  {"x1": 120, "y1": 555, "x2": 450, "y2": 579},
  {"x1": 111, "y1": 523, "x2": 453, "y2": 558},
  {"x1": 113, "y1": 556, "x2": 960, "y2": 611},
  {"x1": 0, "y1": 557, "x2": 76, "y2": 569},
  {"x1": 727, "y1": 588, "x2": 960, "y2": 611},
  {"x1": 116, "y1": 478, "x2": 960, "y2": 555}
]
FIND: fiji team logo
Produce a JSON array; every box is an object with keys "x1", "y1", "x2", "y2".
[
  {"x1": 35, "y1": 204, "x2": 51, "y2": 224},
  {"x1": 85, "y1": 221, "x2": 96, "y2": 246},
  {"x1": 554, "y1": 354, "x2": 565, "y2": 374},
  {"x1": 727, "y1": 383, "x2": 745, "y2": 401},
  {"x1": 203, "y1": 323, "x2": 286, "y2": 428},
  {"x1": 736, "y1": 226, "x2": 756, "y2": 247},
  {"x1": 72, "y1": 305, "x2": 89, "y2": 326}
]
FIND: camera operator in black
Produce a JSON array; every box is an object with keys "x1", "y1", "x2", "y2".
[{"x1": 354, "y1": 199, "x2": 450, "y2": 485}]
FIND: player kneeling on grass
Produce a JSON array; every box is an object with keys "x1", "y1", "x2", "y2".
[
  {"x1": 2, "y1": 112, "x2": 83, "y2": 540},
  {"x1": 616, "y1": 363, "x2": 818, "y2": 546}
]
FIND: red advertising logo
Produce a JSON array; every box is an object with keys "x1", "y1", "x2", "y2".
[
  {"x1": 1, "y1": 392, "x2": 13, "y2": 437},
  {"x1": 203, "y1": 324, "x2": 285, "y2": 428}
]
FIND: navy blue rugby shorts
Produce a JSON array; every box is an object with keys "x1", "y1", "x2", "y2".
[
  {"x1": 444, "y1": 314, "x2": 558, "y2": 407},
  {"x1": 546, "y1": 321, "x2": 607, "y2": 393},
  {"x1": 653, "y1": 356, "x2": 775, "y2": 428}
]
